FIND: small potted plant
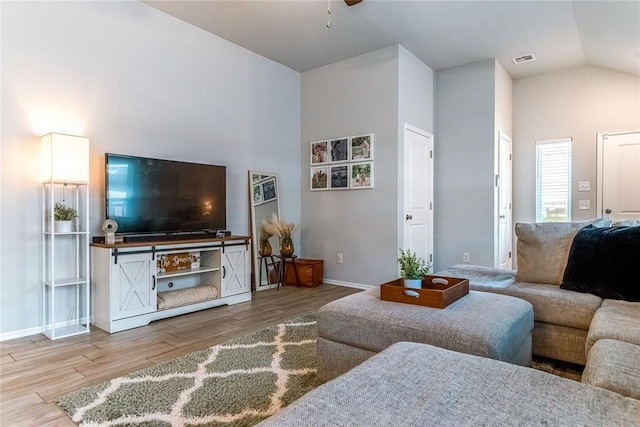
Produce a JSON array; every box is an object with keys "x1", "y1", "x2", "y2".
[
  {"x1": 398, "y1": 248, "x2": 431, "y2": 291},
  {"x1": 53, "y1": 202, "x2": 78, "y2": 233}
]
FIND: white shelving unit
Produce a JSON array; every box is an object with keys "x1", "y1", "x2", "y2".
[{"x1": 42, "y1": 181, "x2": 90, "y2": 340}]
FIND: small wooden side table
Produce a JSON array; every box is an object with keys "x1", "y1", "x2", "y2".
[
  {"x1": 258, "y1": 255, "x2": 277, "y2": 289},
  {"x1": 276, "y1": 254, "x2": 300, "y2": 290}
]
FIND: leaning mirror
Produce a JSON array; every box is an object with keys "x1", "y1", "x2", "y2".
[{"x1": 248, "y1": 171, "x2": 281, "y2": 291}]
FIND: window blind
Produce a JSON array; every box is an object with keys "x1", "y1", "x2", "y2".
[{"x1": 536, "y1": 138, "x2": 572, "y2": 222}]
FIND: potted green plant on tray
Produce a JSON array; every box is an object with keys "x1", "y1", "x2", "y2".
[
  {"x1": 398, "y1": 248, "x2": 432, "y2": 292},
  {"x1": 53, "y1": 202, "x2": 78, "y2": 233}
]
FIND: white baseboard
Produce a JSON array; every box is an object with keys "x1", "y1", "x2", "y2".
[
  {"x1": 0, "y1": 317, "x2": 91, "y2": 342},
  {"x1": 323, "y1": 279, "x2": 373, "y2": 290},
  {"x1": 0, "y1": 325, "x2": 44, "y2": 341}
]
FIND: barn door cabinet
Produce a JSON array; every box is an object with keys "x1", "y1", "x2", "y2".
[{"x1": 91, "y1": 236, "x2": 251, "y2": 333}]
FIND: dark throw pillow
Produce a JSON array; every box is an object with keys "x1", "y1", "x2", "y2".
[{"x1": 560, "y1": 225, "x2": 640, "y2": 301}]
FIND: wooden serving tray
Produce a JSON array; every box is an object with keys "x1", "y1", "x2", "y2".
[{"x1": 380, "y1": 275, "x2": 469, "y2": 309}]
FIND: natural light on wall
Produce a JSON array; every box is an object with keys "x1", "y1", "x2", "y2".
[
  {"x1": 536, "y1": 138, "x2": 572, "y2": 222},
  {"x1": 41, "y1": 133, "x2": 90, "y2": 183}
]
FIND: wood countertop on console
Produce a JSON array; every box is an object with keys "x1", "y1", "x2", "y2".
[{"x1": 91, "y1": 235, "x2": 250, "y2": 249}]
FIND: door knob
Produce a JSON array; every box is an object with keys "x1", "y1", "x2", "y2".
[
  {"x1": 406, "y1": 214, "x2": 413, "y2": 220},
  {"x1": 605, "y1": 209, "x2": 612, "y2": 214},
  {"x1": 500, "y1": 215, "x2": 506, "y2": 219}
]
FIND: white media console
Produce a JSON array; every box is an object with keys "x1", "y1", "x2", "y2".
[{"x1": 91, "y1": 236, "x2": 251, "y2": 333}]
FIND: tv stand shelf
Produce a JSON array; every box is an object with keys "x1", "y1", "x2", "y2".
[
  {"x1": 91, "y1": 236, "x2": 251, "y2": 333},
  {"x1": 158, "y1": 266, "x2": 220, "y2": 279}
]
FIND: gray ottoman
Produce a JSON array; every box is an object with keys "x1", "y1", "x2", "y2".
[
  {"x1": 260, "y1": 342, "x2": 640, "y2": 426},
  {"x1": 318, "y1": 289, "x2": 533, "y2": 381}
]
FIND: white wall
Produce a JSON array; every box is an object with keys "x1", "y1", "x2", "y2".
[
  {"x1": 434, "y1": 59, "x2": 497, "y2": 271},
  {"x1": 301, "y1": 45, "x2": 434, "y2": 287},
  {"x1": 1, "y1": 1, "x2": 300, "y2": 337},
  {"x1": 513, "y1": 66, "x2": 640, "y2": 224},
  {"x1": 495, "y1": 62, "x2": 514, "y2": 143},
  {"x1": 301, "y1": 46, "x2": 399, "y2": 287},
  {"x1": 494, "y1": 61, "x2": 514, "y2": 265},
  {"x1": 398, "y1": 46, "x2": 435, "y2": 133},
  {"x1": 398, "y1": 46, "x2": 435, "y2": 259}
]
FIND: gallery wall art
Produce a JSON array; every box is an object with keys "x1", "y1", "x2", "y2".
[{"x1": 309, "y1": 134, "x2": 374, "y2": 191}]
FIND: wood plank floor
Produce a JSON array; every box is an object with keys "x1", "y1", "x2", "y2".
[{"x1": 0, "y1": 284, "x2": 361, "y2": 427}]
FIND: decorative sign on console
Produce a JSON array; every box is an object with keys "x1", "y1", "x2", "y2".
[
  {"x1": 310, "y1": 133, "x2": 374, "y2": 191},
  {"x1": 157, "y1": 252, "x2": 201, "y2": 273}
]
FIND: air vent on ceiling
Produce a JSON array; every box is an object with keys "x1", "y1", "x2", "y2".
[{"x1": 512, "y1": 54, "x2": 537, "y2": 65}]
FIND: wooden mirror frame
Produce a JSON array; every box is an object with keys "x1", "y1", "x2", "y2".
[{"x1": 248, "y1": 171, "x2": 281, "y2": 291}]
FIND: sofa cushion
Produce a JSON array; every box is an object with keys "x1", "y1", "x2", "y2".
[
  {"x1": 502, "y1": 281, "x2": 602, "y2": 330},
  {"x1": 515, "y1": 219, "x2": 611, "y2": 285},
  {"x1": 582, "y1": 339, "x2": 640, "y2": 400},
  {"x1": 437, "y1": 265, "x2": 602, "y2": 330},
  {"x1": 561, "y1": 225, "x2": 640, "y2": 301},
  {"x1": 435, "y1": 264, "x2": 517, "y2": 291},
  {"x1": 586, "y1": 299, "x2": 640, "y2": 354},
  {"x1": 612, "y1": 219, "x2": 640, "y2": 227},
  {"x1": 259, "y1": 342, "x2": 640, "y2": 427}
]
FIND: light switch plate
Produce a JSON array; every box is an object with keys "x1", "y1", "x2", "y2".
[
  {"x1": 579, "y1": 200, "x2": 591, "y2": 210},
  {"x1": 579, "y1": 181, "x2": 591, "y2": 192}
]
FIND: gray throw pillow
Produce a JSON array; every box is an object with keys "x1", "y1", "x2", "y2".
[{"x1": 515, "y1": 218, "x2": 611, "y2": 285}]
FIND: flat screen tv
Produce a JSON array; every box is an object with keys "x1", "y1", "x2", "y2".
[{"x1": 105, "y1": 154, "x2": 226, "y2": 235}]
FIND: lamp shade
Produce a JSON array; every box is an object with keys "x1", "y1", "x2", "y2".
[{"x1": 41, "y1": 133, "x2": 90, "y2": 183}]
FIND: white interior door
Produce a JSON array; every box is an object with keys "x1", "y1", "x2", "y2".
[
  {"x1": 402, "y1": 124, "x2": 434, "y2": 268},
  {"x1": 497, "y1": 132, "x2": 513, "y2": 269},
  {"x1": 597, "y1": 131, "x2": 640, "y2": 221}
]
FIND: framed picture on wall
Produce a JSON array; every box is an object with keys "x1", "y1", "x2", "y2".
[
  {"x1": 262, "y1": 178, "x2": 277, "y2": 202},
  {"x1": 350, "y1": 162, "x2": 374, "y2": 189},
  {"x1": 329, "y1": 165, "x2": 349, "y2": 189},
  {"x1": 350, "y1": 134, "x2": 373, "y2": 161},
  {"x1": 330, "y1": 138, "x2": 349, "y2": 163},
  {"x1": 310, "y1": 166, "x2": 329, "y2": 191},
  {"x1": 253, "y1": 184, "x2": 264, "y2": 205},
  {"x1": 310, "y1": 140, "x2": 329, "y2": 165}
]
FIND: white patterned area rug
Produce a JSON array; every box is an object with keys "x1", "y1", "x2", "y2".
[{"x1": 56, "y1": 313, "x2": 319, "y2": 427}]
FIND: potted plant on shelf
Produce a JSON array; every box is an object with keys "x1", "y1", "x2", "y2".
[
  {"x1": 262, "y1": 213, "x2": 296, "y2": 256},
  {"x1": 398, "y1": 248, "x2": 432, "y2": 292},
  {"x1": 53, "y1": 202, "x2": 78, "y2": 233}
]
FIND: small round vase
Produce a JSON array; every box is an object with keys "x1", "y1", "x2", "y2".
[
  {"x1": 258, "y1": 239, "x2": 272, "y2": 257},
  {"x1": 404, "y1": 279, "x2": 422, "y2": 289},
  {"x1": 280, "y1": 237, "x2": 294, "y2": 257},
  {"x1": 55, "y1": 220, "x2": 73, "y2": 233},
  {"x1": 404, "y1": 278, "x2": 422, "y2": 297}
]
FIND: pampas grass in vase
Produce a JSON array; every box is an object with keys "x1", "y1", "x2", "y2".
[
  {"x1": 258, "y1": 225, "x2": 274, "y2": 257},
  {"x1": 262, "y1": 214, "x2": 296, "y2": 256}
]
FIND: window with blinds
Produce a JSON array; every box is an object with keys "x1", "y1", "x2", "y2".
[{"x1": 536, "y1": 138, "x2": 572, "y2": 222}]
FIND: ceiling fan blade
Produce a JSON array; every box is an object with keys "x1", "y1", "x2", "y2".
[{"x1": 345, "y1": 0, "x2": 364, "y2": 6}]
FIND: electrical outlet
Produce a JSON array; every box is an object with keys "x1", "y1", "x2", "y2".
[
  {"x1": 578, "y1": 181, "x2": 591, "y2": 192},
  {"x1": 579, "y1": 200, "x2": 591, "y2": 210},
  {"x1": 463, "y1": 252, "x2": 470, "y2": 262},
  {"x1": 336, "y1": 253, "x2": 343, "y2": 264}
]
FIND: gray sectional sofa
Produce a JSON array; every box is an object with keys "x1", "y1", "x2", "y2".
[
  {"x1": 260, "y1": 220, "x2": 640, "y2": 424},
  {"x1": 438, "y1": 263, "x2": 640, "y2": 400},
  {"x1": 436, "y1": 219, "x2": 640, "y2": 400},
  {"x1": 260, "y1": 342, "x2": 640, "y2": 426}
]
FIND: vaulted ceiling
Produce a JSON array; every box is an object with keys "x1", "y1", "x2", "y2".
[{"x1": 144, "y1": 0, "x2": 640, "y2": 79}]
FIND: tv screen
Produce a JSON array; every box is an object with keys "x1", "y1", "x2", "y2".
[{"x1": 105, "y1": 154, "x2": 226, "y2": 235}]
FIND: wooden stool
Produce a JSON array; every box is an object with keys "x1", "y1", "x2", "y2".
[
  {"x1": 258, "y1": 255, "x2": 277, "y2": 289},
  {"x1": 276, "y1": 255, "x2": 300, "y2": 290}
]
